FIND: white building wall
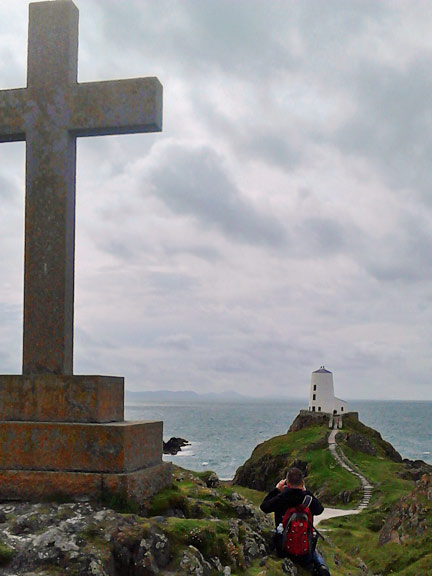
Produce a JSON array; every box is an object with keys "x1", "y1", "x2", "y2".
[
  {"x1": 309, "y1": 367, "x2": 335, "y2": 414},
  {"x1": 308, "y1": 367, "x2": 348, "y2": 415},
  {"x1": 334, "y1": 397, "x2": 347, "y2": 414}
]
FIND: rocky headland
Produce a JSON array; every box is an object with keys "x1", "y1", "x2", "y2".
[
  {"x1": 0, "y1": 412, "x2": 430, "y2": 575},
  {"x1": 163, "y1": 437, "x2": 191, "y2": 455}
]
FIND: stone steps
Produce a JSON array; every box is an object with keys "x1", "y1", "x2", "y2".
[{"x1": 328, "y1": 432, "x2": 373, "y2": 513}]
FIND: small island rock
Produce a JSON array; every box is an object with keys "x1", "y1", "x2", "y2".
[{"x1": 163, "y1": 437, "x2": 190, "y2": 455}]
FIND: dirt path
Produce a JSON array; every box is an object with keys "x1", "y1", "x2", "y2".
[{"x1": 315, "y1": 429, "x2": 373, "y2": 526}]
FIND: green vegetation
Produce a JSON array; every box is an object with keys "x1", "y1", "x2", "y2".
[
  {"x1": 313, "y1": 418, "x2": 431, "y2": 575},
  {"x1": 162, "y1": 517, "x2": 234, "y2": 566},
  {"x1": 149, "y1": 470, "x2": 241, "y2": 520},
  {"x1": 234, "y1": 423, "x2": 362, "y2": 506},
  {"x1": 92, "y1": 411, "x2": 425, "y2": 575},
  {"x1": 231, "y1": 411, "x2": 432, "y2": 575},
  {"x1": 324, "y1": 508, "x2": 432, "y2": 575},
  {"x1": 100, "y1": 488, "x2": 139, "y2": 515},
  {"x1": 0, "y1": 541, "x2": 14, "y2": 567}
]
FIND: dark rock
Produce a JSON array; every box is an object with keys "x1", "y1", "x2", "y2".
[
  {"x1": 338, "y1": 490, "x2": 352, "y2": 504},
  {"x1": 290, "y1": 459, "x2": 308, "y2": 477},
  {"x1": 399, "y1": 459, "x2": 432, "y2": 481},
  {"x1": 180, "y1": 545, "x2": 213, "y2": 576},
  {"x1": 163, "y1": 437, "x2": 190, "y2": 455},
  {"x1": 379, "y1": 474, "x2": 432, "y2": 545},
  {"x1": 0, "y1": 469, "x2": 274, "y2": 576},
  {"x1": 204, "y1": 471, "x2": 220, "y2": 488},
  {"x1": 288, "y1": 411, "x2": 329, "y2": 432},
  {"x1": 282, "y1": 557, "x2": 299, "y2": 574},
  {"x1": 233, "y1": 452, "x2": 291, "y2": 491},
  {"x1": 345, "y1": 433, "x2": 377, "y2": 456}
]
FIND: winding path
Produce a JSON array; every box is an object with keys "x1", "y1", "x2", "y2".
[{"x1": 315, "y1": 429, "x2": 373, "y2": 526}]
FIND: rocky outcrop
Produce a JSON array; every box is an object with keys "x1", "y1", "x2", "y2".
[
  {"x1": 340, "y1": 413, "x2": 403, "y2": 463},
  {"x1": 379, "y1": 474, "x2": 432, "y2": 546},
  {"x1": 398, "y1": 458, "x2": 432, "y2": 481},
  {"x1": 163, "y1": 437, "x2": 190, "y2": 455},
  {"x1": 288, "y1": 411, "x2": 329, "y2": 433},
  {"x1": 344, "y1": 432, "x2": 377, "y2": 456},
  {"x1": 0, "y1": 468, "x2": 273, "y2": 575},
  {"x1": 233, "y1": 452, "x2": 295, "y2": 491}
]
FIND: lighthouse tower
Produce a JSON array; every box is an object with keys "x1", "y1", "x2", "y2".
[{"x1": 308, "y1": 366, "x2": 347, "y2": 415}]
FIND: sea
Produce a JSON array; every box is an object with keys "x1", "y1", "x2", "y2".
[{"x1": 125, "y1": 399, "x2": 432, "y2": 481}]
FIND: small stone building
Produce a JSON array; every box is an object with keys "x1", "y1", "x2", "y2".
[{"x1": 308, "y1": 366, "x2": 347, "y2": 415}]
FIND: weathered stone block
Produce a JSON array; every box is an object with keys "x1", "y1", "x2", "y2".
[
  {"x1": 0, "y1": 462, "x2": 172, "y2": 503},
  {"x1": 0, "y1": 420, "x2": 162, "y2": 473},
  {"x1": 0, "y1": 374, "x2": 124, "y2": 423}
]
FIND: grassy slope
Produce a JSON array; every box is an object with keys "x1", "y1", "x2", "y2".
[
  {"x1": 235, "y1": 424, "x2": 362, "y2": 506},
  {"x1": 148, "y1": 416, "x2": 430, "y2": 575},
  {"x1": 322, "y1": 444, "x2": 432, "y2": 575},
  {"x1": 234, "y1": 414, "x2": 432, "y2": 575}
]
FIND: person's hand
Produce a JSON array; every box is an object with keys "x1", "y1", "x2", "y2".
[{"x1": 276, "y1": 479, "x2": 287, "y2": 491}]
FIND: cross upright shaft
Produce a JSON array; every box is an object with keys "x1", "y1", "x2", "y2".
[{"x1": 0, "y1": 1, "x2": 162, "y2": 375}]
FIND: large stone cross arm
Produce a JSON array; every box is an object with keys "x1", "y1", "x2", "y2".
[
  {"x1": 71, "y1": 77, "x2": 162, "y2": 137},
  {"x1": 0, "y1": 77, "x2": 162, "y2": 142},
  {"x1": 0, "y1": 89, "x2": 26, "y2": 142}
]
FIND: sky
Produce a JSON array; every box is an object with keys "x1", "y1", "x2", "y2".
[{"x1": 1, "y1": 0, "x2": 432, "y2": 400}]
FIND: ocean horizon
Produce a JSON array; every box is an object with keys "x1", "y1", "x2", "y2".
[{"x1": 125, "y1": 398, "x2": 432, "y2": 480}]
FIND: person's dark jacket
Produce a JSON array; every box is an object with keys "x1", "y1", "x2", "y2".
[{"x1": 260, "y1": 486, "x2": 324, "y2": 526}]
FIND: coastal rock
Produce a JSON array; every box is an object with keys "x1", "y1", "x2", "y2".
[
  {"x1": 281, "y1": 557, "x2": 299, "y2": 574},
  {"x1": 163, "y1": 437, "x2": 190, "y2": 455},
  {"x1": 233, "y1": 452, "x2": 293, "y2": 491},
  {"x1": 379, "y1": 474, "x2": 432, "y2": 546},
  {"x1": 341, "y1": 413, "x2": 403, "y2": 463},
  {"x1": 398, "y1": 458, "x2": 432, "y2": 481},
  {"x1": 204, "y1": 471, "x2": 220, "y2": 488},
  {"x1": 0, "y1": 467, "x2": 274, "y2": 575},
  {"x1": 288, "y1": 411, "x2": 329, "y2": 432},
  {"x1": 345, "y1": 432, "x2": 377, "y2": 456},
  {"x1": 179, "y1": 545, "x2": 212, "y2": 576}
]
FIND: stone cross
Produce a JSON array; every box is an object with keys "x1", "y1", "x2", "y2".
[{"x1": 0, "y1": 0, "x2": 162, "y2": 375}]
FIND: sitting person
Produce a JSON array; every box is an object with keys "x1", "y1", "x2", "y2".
[{"x1": 260, "y1": 467, "x2": 331, "y2": 576}]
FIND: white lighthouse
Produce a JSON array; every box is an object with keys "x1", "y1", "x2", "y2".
[{"x1": 308, "y1": 366, "x2": 347, "y2": 415}]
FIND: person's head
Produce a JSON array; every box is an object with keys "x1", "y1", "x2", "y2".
[{"x1": 287, "y1": 467, "x2": 304, "y2": 488}]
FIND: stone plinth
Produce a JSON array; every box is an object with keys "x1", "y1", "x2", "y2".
[
  {"x1": 0, "y1": 375, "x2": 124, "y2": 423},
  {"x1": 0, "y1": 374, "x2": 171, "y2": 506},
  {"x1": 0, "y1": 420, "x2": 162, "y2": 473},
  {"x1": 0, "y1": 462, "x2": 172, "y2": 502}
]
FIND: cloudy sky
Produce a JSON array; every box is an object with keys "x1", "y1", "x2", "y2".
[{"x1": 1, "y1": 0, "x2": 432, "y2": 400}]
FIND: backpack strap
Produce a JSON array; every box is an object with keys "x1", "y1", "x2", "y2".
[{"x1": 301, "y1": 494, "x2": 312, "y2": 508}]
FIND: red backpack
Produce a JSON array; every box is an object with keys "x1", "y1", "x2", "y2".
[{"x1": 281, "y1": 494, "x2": 313, "y2": 557}]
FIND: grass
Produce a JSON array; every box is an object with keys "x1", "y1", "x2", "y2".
[
  {"x1": 149, "y1": 413, "x2": 429, "y2": 576},
  {"x1": 162, "y1": 517, "x2": 234, "y2": 567},
  {"x1": 252, "y1": 414, "x2": 430, "y2": 575},
  {"x1": 236, "y1": 425, "x2": 364, "y2": 507},
  {"x1": 314, "y1": 426, "x2": 430, "y2": 575},
  {"x1": 0, "y1": 542, "x2": 14, "y2": 567}
]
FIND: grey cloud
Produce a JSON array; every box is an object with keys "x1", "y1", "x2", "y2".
[
  {"x1": 96, "y1": 238, "x2": 136, "y2": 262},
  {"x1": 89, "y1": 0, "x2": 296, "y2": 79},
  {"x1": 164, "y1": 244, "x2": 222, "y2": 263},
  {"x1": 360, "y1": 212, "x2": 432, "y2": 283},
  {"x1": 296, "y1": 216, "x2": 350, "y2": 257},
  {"x1": 147, "y1": 144, "x2": 286, "y2": 246},
  {"x1": 157, "y1": 333, "x2": 192, "y2": 350},
  {"x1": 146, "y1": 271, "x2": 199, "y2": 295},
  {"x1": 209, "y1": 354, "x2": 252, "y2": 374},
  {"x1": 335, "y1": 57, "x2": 432, "y2": 197}
]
